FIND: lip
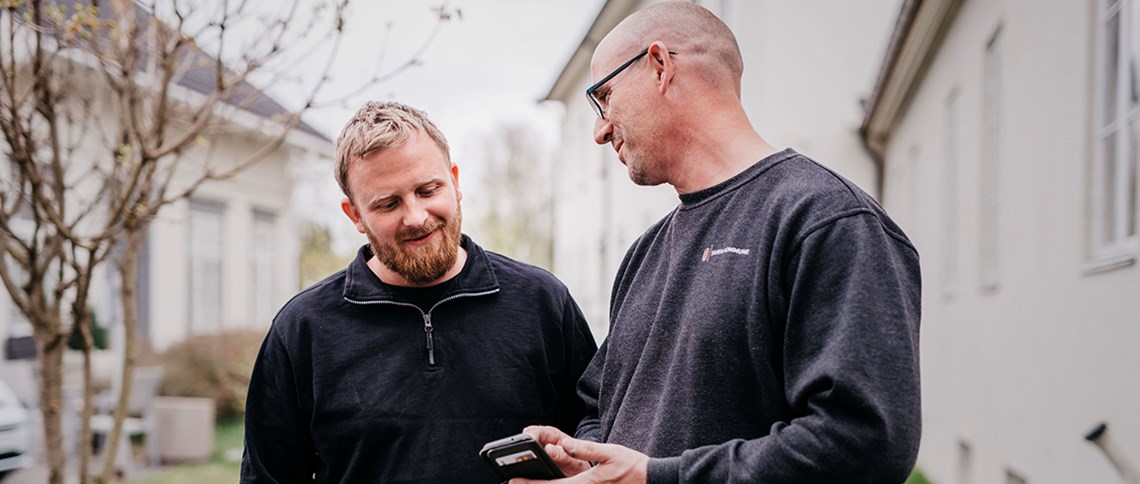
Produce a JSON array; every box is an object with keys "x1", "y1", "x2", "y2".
[
  {"x1": 613, "y1": 139, "x2": 625, "y2": 162},
  {"x1": 402, "y1": 229, "x2": 437, "y2": 246}
]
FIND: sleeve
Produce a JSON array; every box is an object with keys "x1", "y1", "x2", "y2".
[
  {"x1": 553, "y1": 292, "x2": 599, "y2": 435},
  {"x1": 647, "y1": 213, "x2": 922, "y2": 484},
  {"x1": 240, "y1": 327, "x2": 318, "y2": 483},
  {"x1": 573, "y1": 338, "x2": 606, "y2": 443}
]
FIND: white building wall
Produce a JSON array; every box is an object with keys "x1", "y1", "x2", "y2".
[
  {"x1": 550, "y1": 0, "x2": 900, "y2": 340},
  {"x1": 724, "y1": 0, "x2": 898, "y2": 193},
  {"x1": 146, "y1": 136, "x2": 305, "y2": 351},
  {"x1": 879, "y1": 0, "x2": 1140, "y2": 482}
]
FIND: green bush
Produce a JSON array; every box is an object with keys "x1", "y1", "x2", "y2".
[{"x1": 151, "y1": 329, "x2": 267, "y2": 419}]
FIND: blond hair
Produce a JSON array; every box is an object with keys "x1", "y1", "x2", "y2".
[{"x1": 334, "y1": 101, "x2": 451, "y2": 200}]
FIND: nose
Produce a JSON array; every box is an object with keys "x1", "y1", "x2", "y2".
[
  {"x1": 593, "y1": 116, "x2": 613, "y2": 145},
  {"x1": 401, "y1": 199, "x2": 430, "y2": 228}
]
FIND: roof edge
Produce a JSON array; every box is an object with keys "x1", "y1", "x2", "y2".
[
  {"x1": 860, "y1": 0, "x2": 965, "y2": 156},
  {"x1": 544, "y1": 0, "x2": 640, "y2": 102}
]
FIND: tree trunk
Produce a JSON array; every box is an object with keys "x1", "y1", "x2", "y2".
[
  {"x1": 97, "y1": 231, "x2": 143, "y2": 483},
  {"x1": 36, "y1": 327, "x2": 68, "y2": 484},
  {"x1": 78, "y1": 325, "x2": 94, "y2": 484},
  {"x1": 73, "y1": 295, "x2": 97, "y2": 484}
]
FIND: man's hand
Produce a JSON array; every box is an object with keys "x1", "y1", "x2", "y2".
[
  {"x1": 520, "y1": 426, "x2": 593, "y2": 477},
  {"x1": 512, "y1": 426, "x2": 649, "y2": 484}
]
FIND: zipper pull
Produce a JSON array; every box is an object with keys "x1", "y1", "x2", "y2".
[{"x1": 423, "y1": 313, "x2": 436, "y2": 366}]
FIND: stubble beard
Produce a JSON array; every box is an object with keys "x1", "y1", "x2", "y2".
[
  {"x1": 625, "y1": 153, "x2": 666, "y2": 186},
  {"x1": 369, "y1": 203, "x2": 463, "y2": 285}
]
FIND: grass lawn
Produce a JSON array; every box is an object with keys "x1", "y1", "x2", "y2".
[{"x1": 124, "y1": 415, "x2": 243, "y2": 484}]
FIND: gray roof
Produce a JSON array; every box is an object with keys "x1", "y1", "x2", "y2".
[{"x1": 30, "y1": 0, "x2": 328, "y2": 141}]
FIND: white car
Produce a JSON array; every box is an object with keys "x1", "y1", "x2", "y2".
[{"x1": 0, "y1": 380, "x2": 32, "y2": 479}]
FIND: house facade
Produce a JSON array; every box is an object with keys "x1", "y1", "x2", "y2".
[
  {"x1": 0, "y1": 37, "x2": 331, "y2": 357},
  {"x1": 545, "y1": 0, "x2": 900, "y2": 338},
  {"x1": 863, "y1": 0, "x2": 1140, "y2": 482}
]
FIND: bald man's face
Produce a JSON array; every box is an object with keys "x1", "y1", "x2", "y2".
[{"x1": 589, "y1": 42, "x2": 671, "y2": 186}]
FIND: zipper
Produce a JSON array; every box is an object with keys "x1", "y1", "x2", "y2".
[
  {"x1": 423, "y1": 313, "x2": 434, "y2": 365},
  {"x1": 346, "y1": 288, "x2": 499, "y2": 367}
]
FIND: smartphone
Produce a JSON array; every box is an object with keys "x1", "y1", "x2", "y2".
[{"x1": 480, "y1": 433, "x2": 565, "y2": 480}]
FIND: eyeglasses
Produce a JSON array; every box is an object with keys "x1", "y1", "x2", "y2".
[{"x1": 585, "y1": 48, "x2": 677, "y2": 119}]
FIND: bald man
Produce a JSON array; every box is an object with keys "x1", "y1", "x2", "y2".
[{"x1": 518, "y1": 2, "x2": 921, "y2": 484}]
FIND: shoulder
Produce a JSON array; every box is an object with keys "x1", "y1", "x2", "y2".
[
  {"x1": 762, "y1": 152, "x2": 875, "y2": 212},
  {"x1": 762, "y1": 152, "x2": 910, "y2": 245},
  {"x1": 272, "y1": 269, "x2": 349, "y2": 332}
]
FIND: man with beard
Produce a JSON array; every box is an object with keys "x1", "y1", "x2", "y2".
[
  {"x1": 241, "y1": 101, "x2": 598, "y2": 483},
  {"x1": 518, "y1": 2, "x2": 921, "y2": 484}
]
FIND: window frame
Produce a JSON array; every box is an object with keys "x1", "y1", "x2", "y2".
[
  {"x1": 188, "y1": 199, "x2": 226, "y2": 334},
  {"x1": 1089, "y1": 0, "x2": 1140, "y2": 272}
]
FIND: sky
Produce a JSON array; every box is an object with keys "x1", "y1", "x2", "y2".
[{"x1": 273, "y1": 0, "x2": 606, "y2": 248}]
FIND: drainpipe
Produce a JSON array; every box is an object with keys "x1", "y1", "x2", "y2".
[{"x1": 1087, "y1": 422, "x2": 1140, "y2": 484}]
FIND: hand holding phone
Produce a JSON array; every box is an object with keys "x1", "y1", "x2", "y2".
[{"x1": 480, "y1": 433, "x2": 565, "y2": 480}]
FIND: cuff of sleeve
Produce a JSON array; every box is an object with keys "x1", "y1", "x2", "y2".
[{"x1": 646, "y1": 456, "x2": 681, "y2": 484}]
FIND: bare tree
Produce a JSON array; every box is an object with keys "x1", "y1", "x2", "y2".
[
  {"x1": 471, "y1": 123, "x2": 554, "y2": 269},
  {"x1": 0, "y1": 1, "x2": 454, "y2": 482}
]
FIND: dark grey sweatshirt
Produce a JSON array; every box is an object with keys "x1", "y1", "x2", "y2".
[{"x1": 576, "y1": 149, "x2": 922, "y2": 483}]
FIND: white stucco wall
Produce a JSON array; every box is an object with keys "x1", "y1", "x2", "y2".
[
  {"x1": 725, "y1": 0, "x2": 898, "y2": 194},
  {"x1": 879, "y1": 0, "x2": 1140, "y2": 482}
]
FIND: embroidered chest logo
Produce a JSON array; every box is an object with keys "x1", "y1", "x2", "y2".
[{"x1": 701, "y1": 245, "x2": 751, "y2": 262}]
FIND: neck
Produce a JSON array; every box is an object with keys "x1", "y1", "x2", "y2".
[{"x1": 666, "y1": 103, "x2": 776, "y2": 195}]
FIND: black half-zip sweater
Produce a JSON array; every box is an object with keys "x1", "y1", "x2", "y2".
[{"x1": 242, "y1": 235, "x2": 597, "y2": 483}]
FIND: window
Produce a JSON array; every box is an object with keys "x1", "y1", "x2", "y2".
[
  {"x1": 188, "y1": 199, "x2": 225, "y2": 333},
  {"x1": 251, "y1": 209, "x2": 276, "y2": 324},
  {"x1": 980, "y1": 28, "x2": 1002, "y2": 292},
  {"x1": 1093, "y1": 0, "x2": 1139, "y2": 267},
  {"x1": 943, "y1": 88, "x2": 961, "y2": 297}
]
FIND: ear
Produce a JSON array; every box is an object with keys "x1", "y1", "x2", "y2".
[
  {"x1": 646, "y1": 41, "x2": 675, "y2": 94},
  {"x1": 450, "y1": 163, "x2": 463, "y2": 202},
  {"x1": 341, "y1": 197, "x2": 367, "y2": 234}
]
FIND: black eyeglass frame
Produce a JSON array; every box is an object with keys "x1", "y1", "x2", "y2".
[{"x1": 585, "y1": 48, "x2": 678, "y2": 119}]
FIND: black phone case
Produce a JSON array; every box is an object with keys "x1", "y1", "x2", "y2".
[{"x1": 480, "y1": 434, "x2": 565, "y2": 480}]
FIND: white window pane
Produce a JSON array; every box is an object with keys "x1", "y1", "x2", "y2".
[
  {"x1": 1103, "y1": 132, "x2": 1119, "y2": 245},
  {"x1": 943, "y1": 90, "x2": 960, "y2": 292},
  {"x1": 1128, "y1": 118, "x2": 1138, "y2": 237},
  {"x1": 189, "y1": 201, "x2": 224, "y2": 333},
  {"x1": 981, "y1": 29, "x2": 1002, "y2": 291},
  {"x1": 251, "y1": 210, "x2": 276, "y2": 323},
  {"x1": 1105, "y1": 10, "x2": 1121, "y2": 127}
]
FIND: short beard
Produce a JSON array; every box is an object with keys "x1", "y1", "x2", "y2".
[{"x1": 369, "y1": 203, "x2": 463, "y2": 285}]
